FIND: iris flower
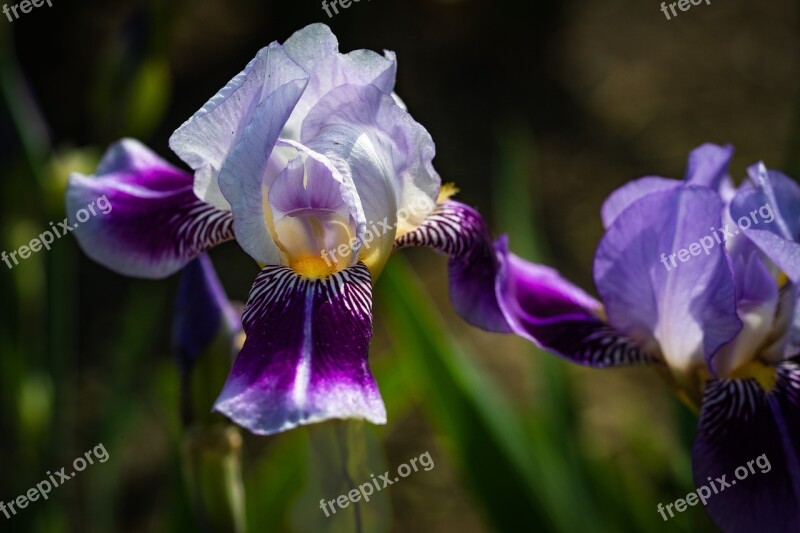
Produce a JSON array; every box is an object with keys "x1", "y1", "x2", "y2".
[
  {"x1": 66, "y1": 24, "x2": 508, "y2": 435},
  {"x1": 495, "y1": 143, "x2": 800, "y2": 531}
]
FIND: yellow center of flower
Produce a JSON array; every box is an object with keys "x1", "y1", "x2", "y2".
[
  {"x1": 729, "y1": 360, "x2": 779, "y2": 392},
  {"x1": 289, "y1": 255, "x2": 338, "y2": 279}
]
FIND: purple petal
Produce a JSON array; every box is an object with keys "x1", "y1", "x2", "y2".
[
  {"x1": 731, "y1": 163, "x2": 800, "y2": 283},
  {"x1": 170, "y1": 43, "x2": 309, "y2": 210},
  {"x1": 601, "y1": 177, "x2": 679, "y2": 229},
  {"x1": 595, "y1": 186, "x2": 741, "y2": 374},
  {"x1": 714, "y1": 251, "x2": 780, "y2": 378},
  {"x1": 494, "y1": 238, "x2": 655, "y2": 367},
  {"x1": 173, "y1": 254, "x2": 241, "y2": 373},
  {"x1": 692, "y1": 363, "x2": 800, "y2": 532},
  {"x1": 66, "y1": 139, "x2": 235, "y2": 279},
  {"x1": 394, "y1": 201, "x2": 511, "y2": 333},
  {"x1": 213, "y1": 263, "x2": 385, "y2": 435},
  {"x1": 281, "y1": 23, "x2": 398, "y2": 140},
  {"x1": 684, "y1": 143, "x2": 734, "y2": 189}
]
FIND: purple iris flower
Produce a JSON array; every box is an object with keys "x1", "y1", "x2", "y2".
[
  {"x1": 66, "y1": 24, "x2": 508, "y2": 435},
  {"x1": 494, "y1": 143, "x2": 800, "y2": 531}
]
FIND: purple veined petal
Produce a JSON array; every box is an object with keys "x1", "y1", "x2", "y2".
[
  {"x1": 281, "y1": 23, "x2": 398, "y2": 140},
  {"x1": 691, "y1": 363, "x2": 800, "y2": 533},
  {"x1": 601, "y1": 177, "x2": 680, "y2": 229},
  {"x1": 394, "y1": 201, "x2": 511, "y2": 333},
  {"x1": 595, "y1": 186, "x2": 741, "y2": 375},
  {"x1": 173, "y1": 254, "x2": 242, "y2": 374},
  {"x1": 730, "y1": 163, "x2": 800, "y2": 283},
  {"x1": 170, "y1": 42, "x2": 310, "y2": 210},
  {"x1": 684, "y1": 142, "x2": 734, "y2": 190},
  {"x1": 213, "y1": 263, "x2": 385, "y2": 435},
  {"x1": 66, "y1": 139, "x2": 235, "y2": 279},
  {"x1": 494, "y1": 237, "x2": 656, "y2": 367}
]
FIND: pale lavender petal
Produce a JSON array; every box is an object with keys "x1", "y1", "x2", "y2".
[
  {"x1": 214, "y1": 45, "x2": 312, "y2": 265},
  {"x1": 731, "y1": 163, "x2": 800, "y2": 282},
  {"x1": 395, "y1": 201, "x2": 511, "y2": 333},
  {"x1": 213, "y1": 263, "x2": 385, "y2": 435},
  {"x1": 302, "y1": 83, "x2": 440, "y2": 235},
  {"x1": 170, "y1": 43, "x2": 309, "y2": 210},
  {"x1": 714, "y1": 251, "x2": 780, "y2": 377},
  {"x1": 281, "y1": 23, "x2": 397, "y2": 140},
  {"x1": 66, "y1": 139, "x2": 234, "y2": 279},
  {"x1": 692, "y1": 363, "x2": 800, "y2": 532},
  {"x1": 595, "y1": 186, "x2": 741, "y2": 373},
  {"x1": 268, "y1": 156, "x2": 351, "y2": 217},
  {"x1": 494, "y1": 238, "x2": 656, "y2": 367}
]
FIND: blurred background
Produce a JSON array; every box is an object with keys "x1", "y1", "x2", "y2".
[{"x1": 1, "y1": 0, "x2": 799, "y2": 531}]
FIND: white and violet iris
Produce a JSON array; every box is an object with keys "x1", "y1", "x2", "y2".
[{"x1": 67, "y1": 24, "x2": 510, "y2": 435}]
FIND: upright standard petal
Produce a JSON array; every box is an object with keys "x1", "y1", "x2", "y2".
[
  {"x1": 169, "y1": 43, "x2": 310, "y2": 210},
  {"x1": 66, "y1": 139, "x2": 235, "y2": 279},
  {"x1": 494, "y1": 238, "x2": 655, "y2": 367},
  {"x1": 601, "y1": 177, "x2": 679, "y2": 229},
  {"x1": 683, "y1": 143, "x2": 734, "y2": 190},
  {"x1": 214, "y1": 45, "x2": 313, "y2": 265},
  {"x1": 281, "y1": 23, "x2": 398, "y2": 140},
  {"x1": 302, "y1": 83, "x2": 440, "y2": 234},
  {"x1": 692, "y1": 363, "x2": 800, "y2": 533},
  {"x1": 213, "y1": 263, "x2": 385, "y2": 435},
  {"x1": 731, "y1": 164, "x2": 800, "y2": 283},
  {"x1": 601, "y1": 143, "x2": 733, "y2": 229},
  {"x1": 595, "y1": 186, "x2": 741, "y2": 374}
]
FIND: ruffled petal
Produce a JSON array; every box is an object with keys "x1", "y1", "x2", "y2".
[
  {"x1": 731, "y1": 163, "x2": 800, "y2": 283},
  {"x1": 302, "y1": 84, "x2": 439, "y2": 233},
  {"x1": 66, "y1": 139, "x2": 235, "y2": 279},
  {"x1": 394, "y1": 201, "x2": 511, "y2": 333},
  {"x1": 281, "y1": 23, "x2": 398, "y2": 140},
  {"x1": 169, "y1": 43, "x2": 309, "y2": 210},
  {"x1": 213, "y1": 263, "x2": 385, "y2": 435},
  {"x1": 692, "y1": 363, "x2": 800, "y2": 532},
  {"x1": 494, "y1": 239, "x2": 656, "y2": 367},
  {"x1": 595, "y1": 186, "x2": 741, "y2": 374}
]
